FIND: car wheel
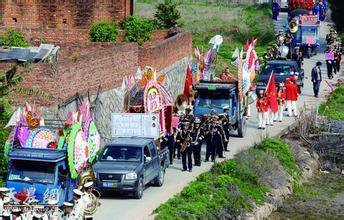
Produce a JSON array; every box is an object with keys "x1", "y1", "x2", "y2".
[
  {"x1": 133, "y1": 178, "x2": 144, "y2": 199},
  {"x1": 154, "y1": 167, "x2": 165, "y2": 187}
]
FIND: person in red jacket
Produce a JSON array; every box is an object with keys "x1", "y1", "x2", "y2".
[
  {"x1": 285, "y1": 78, "x2": 299, "y2": 117},
  {"x1": 256, "y1": 90, "x2": 269, "y2": 129},
  {"x1": 275, "y1": 82, "x2": 286, "y2": 122}
]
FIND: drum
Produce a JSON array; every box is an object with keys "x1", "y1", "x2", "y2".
[{"x1": 248, "y1": 91, "x2": 257, "y2": 104}]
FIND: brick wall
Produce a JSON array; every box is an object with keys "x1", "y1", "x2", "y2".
[
  {"x1": 9, "y1": 43, "x2": 138, "y2": 106},
  {"x1": 1, "y1": 0, "x2": 132, "y2": 29},
  {"x1": 139, "y1": 32, "x2": 193, "y2": 71},
  {"x1": 6, "y1": 32, "x2": 192, "y2": 107}
]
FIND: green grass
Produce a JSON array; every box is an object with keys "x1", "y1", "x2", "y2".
[
  {"x1": 319, "y1": 84, "x2": 344, "y2": 120},
  {"x1": 154, "y1": 138, "x2": 300, "y2": 219},
  {"x1": 135, "y1": 1, "x2": 274, "y2": 75}
]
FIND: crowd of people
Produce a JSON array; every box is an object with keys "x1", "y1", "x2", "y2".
[
  {"x1": 161, "y1": 108, "x2": 231, "y2": 172},
  {"x1": 0, "y1": 181, "x2": 97, "y2": 220}
]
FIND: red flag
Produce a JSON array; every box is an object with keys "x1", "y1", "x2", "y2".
[
  {"x1": 243, "y1": 39, "x2": 250, "y2": 51},
  {"x1": 184, "y1": 64, "x2": 193, "y2": 99},
  {"x1": 265, "y1": 72, "x2": 278, "y2": 113}
]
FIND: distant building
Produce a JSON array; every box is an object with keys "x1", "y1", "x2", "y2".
[{"x1": 0, "y1": 0, "x2": 133, "y2": 29}]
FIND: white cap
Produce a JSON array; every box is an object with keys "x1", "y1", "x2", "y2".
[
  {"x1": 63, "y1": 202, "x2": 74, "y2": 207},
  {"x1": 12, "y1": 207, "x2": 21, "y2": 212},
  {"x1": 83, "y1": 181, "x2": 94, "y2": 188},
  {"x1": 73, "y1": 189, "x2": 83, "y2": 196},
  {"x1": 3, "y1": 197, "x2": 10, "y2": 204},
  {"x1": 0, "y1": 187, "x2": 9, "y2": 193},
  {"x1": 47, "y1": 199, "x2": 58, "y2": 205},
  {"x1": 29, "y1": 199, "x2": 39, "y2": 204}
]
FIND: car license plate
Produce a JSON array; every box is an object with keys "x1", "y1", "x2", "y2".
[{"x1": 103, "y1": 182, "x2": 117, "y2": 188}]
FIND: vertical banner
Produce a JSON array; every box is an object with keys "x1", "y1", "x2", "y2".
[{"x1": 237, "y1": 52, "x2": 243, "y2": 102}]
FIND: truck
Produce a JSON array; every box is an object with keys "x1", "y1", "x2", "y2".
[
  {"x1": 193, "y1": 80, "x2": 246, "y2": 137},
  {"x1": 93, "y1": 137, "x2": 169, "y2": 199},
  {"x1": 4, "y1": 102, "x2": 100, "y2": 206},
  {"x1": 93, "y1": 113, "x2": 169, "y2": 199}
]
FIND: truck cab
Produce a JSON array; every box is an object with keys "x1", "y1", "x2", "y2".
[
  {"x1": 193, "y1": 80, "x2": 246, "y2": 137},
  {"x1": 93, "y1": 137, "x2": 169, "y2": 199},
  {"x1": 6, "y1": 148, "x2": 74, "y2": 205}
]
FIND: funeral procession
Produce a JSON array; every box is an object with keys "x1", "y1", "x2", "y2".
[{"x1": 0, "y1": 0, "x2": 343, "y2": 219}]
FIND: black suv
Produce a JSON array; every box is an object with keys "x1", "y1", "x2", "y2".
[{"x1": 256, "y1": 60, "x2": 304, "y2": 92}]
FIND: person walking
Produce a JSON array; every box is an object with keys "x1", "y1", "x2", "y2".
[
  {"x1": 285, "y1": 78, "x2": 299, "y2": 117},
  {"x1": 311, "y1": 61, "x2": 323, "y2": 98},
  {"x1": 275, "y1": 82, "x2": 286, "y2": 122},
  {"x1": 325, "y1": 46, "x2": 334, "y2": 79},
  {"x1": 190, "y1": 118, "x2": 204, "y2": 167},
  {"x1": 256, "y1": 90, "x2": 269, "y2": 129},
  {"x1": 176, "y1": 121, "x2": 192, "y2": 172},
  {"x1": 272, "y1": 0, "x2": 280, "y2": 20}
]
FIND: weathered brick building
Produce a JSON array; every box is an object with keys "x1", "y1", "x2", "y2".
[{"x1": 0, "y1": 0, "x2": 133, "y2": 29}]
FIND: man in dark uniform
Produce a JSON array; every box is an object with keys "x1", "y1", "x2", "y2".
[
  {"x1": 219, "y1": 113, "x2": 230, "y2": 152},
  {"x1": 190, "y1": 118, "x2": 204, "y2": 166},
  {"x1": 176, "y1": 121, "x2": 192, "y2": 172},
  {"x1": 213, "y1": 117, "x2": 225, "y2": 159},
  {"x1": 161, "y1": 130, "x2": 175, "y2": 165}
]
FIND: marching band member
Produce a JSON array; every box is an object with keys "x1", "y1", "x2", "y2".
[
  {"x1": 285, "y1": 78, "x2": 299, "y2": 117},
  {"x1": 32, "y1": 205, "x2": 49, "y2": 220},
  {"x1": 222, "y1": 107, "x2": 231, "y2": 152},
  {"x1": 176, "y1": 121, "x2": 192, "y2": 172},
  {"x1": 219, "y1": 114, "x2": 229, "y2": 152},
  {"x1": 62, "y1": 202, "x2": 76, "y2": 220},
  {"x1": 82, "y1": 182, "x2": 94, "y2": 220},
  {"x1": 72, "y1": 189, "x2": 85, "y2": 220},
  {"x1": 275, "y1": 82, "x2": 286, "y2": 122},
  {"x1": 256, "y1": 90, "x2": 269, "y2": 129},
  {"x1": 2, "y1": 197, "x2": 10, "y2": 220},
  {"x1": 190, "y1": 118, "x2": 204, "y2": 167}
]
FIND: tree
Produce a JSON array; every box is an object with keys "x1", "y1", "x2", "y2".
[
  {"x1": 88, "y1": 21, "x2": 119, "y2": 42},
  {"x1": 154, "y1": 0, "x2": 181, "y2": 29},
  {"x1": 121, "y1": 16, "x2": 157, "y2": 45},
  {"x1": 328, "y1": 0, "x2": 344, "y2": 32}
]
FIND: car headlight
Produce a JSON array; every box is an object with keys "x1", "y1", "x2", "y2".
[{"x1": 125, "y1": 172, "x2": 137, "y2": 180}]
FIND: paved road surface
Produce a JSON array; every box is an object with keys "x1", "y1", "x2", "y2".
[{"x1": 95, "y1": 13, "x2": 340, "y2": 220}]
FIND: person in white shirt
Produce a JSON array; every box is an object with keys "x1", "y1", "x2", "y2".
[
  {"x1": 82, "y1": 182, "x2": 94, "y2": 220},
  {"x1": 72, "y1": 189, "x2": 84, "y2": 220},
  {"x1": 0, "y1": 187, "x2": 9, "y2": 217},
  {"x1": 62, "y1": 202, "x2": 76, "y2": 220}
]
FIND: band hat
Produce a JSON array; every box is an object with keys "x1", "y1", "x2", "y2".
[
  {"x1": 73, "y1": 189, "x2": 84, "y2": 196},
  {"x1": 28, "y1": 198, "x2": 39, "y2": 204},
  {"x1": 84, "y1": 181, "x2": 94, "y2": 188},
  {"x1": 12, "y1": 207, "x2": 21, "y2": 213},
  {"x1": 63, "y1": 202, "x2": 74, "y2": 207},
  {"x1": 3, "y1": 197, "x2": 10, "y2": 204},
  {"x1": 0, "y1": 187, "x2": 9, "y2": 193},
  {"x1": 48, "y1": 199, "x2": 58, "y2": 205},
  {"x1": 222, "y1": 104, "x2": 230, "y2": 110},
  {"x1": 194, "y1": 118, "x2": 201, "y2": 124}
]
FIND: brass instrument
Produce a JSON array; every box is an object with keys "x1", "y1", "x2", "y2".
[
  {"x1": 180, "y1": 135, "x2": 190, "y2": 152},
  {"x1": 83, "y1": 189, "x2": 101, "y2": 217},
  {"x1": 78, "y1": 168, "x2": 95, "y2": 189},
  {"x1": 289, "y1": 19, "x2": 299, "y2": 34}
]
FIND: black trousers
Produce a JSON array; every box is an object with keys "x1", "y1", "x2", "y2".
[
  {"x1": 313, "y1": 80, "x2": 320, "y2": 97},
  {"x1": 217, "y1": 142, "x2": 224, "y2": 158},
  {"x1": 205, "y1": 141, "x2": 216, "y2": 162},
  {"x1": 181, "y1": 147, "x2": 193, "y2": 170},
  {"x1": 192, "y1": 144, "x2": 202, "y2": 166},
  {"x1": 168, "y1": 144, "x2": 174, "y2": 164},
  {"x1": 174, "y1": 143, "x2": 181, "y2": 159},
  {"x1": 336, "y1": 60, "x2": 341, "y2": 72},
  {"x1": 326, "y1": 61, "x2": 333, "y2": 79},
  {"x1": 224, "y1": 131, "x2": 230, "y2": 151}
]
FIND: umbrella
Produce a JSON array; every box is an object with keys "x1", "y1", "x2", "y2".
[{"x1": 290, "y1": 9, "x2": 311, "y2": 18}]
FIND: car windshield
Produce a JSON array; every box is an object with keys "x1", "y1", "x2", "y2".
[
  {"x1": 196, "y1": 90, "x2": 230, "y2": 109},
  {"x1": 8, "y1": 160, "x2": 55, "y2": 184},
  {"x1": 263, "y1": 63, "x2": 297, "y2": 76},
  {"x1": 101, "y1": 146, "x2": 142, "y2": 162}
]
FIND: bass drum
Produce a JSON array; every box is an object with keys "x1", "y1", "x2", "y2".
[{"x1": 247, "y1": 91, "x2": 258, "y2": 105}]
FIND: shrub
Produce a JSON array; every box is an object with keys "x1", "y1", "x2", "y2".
[
  {"x1": 0, "y1": 29, "x2": 29, "y2": 47},
  {"x1": 88, "y1": 21, "x2": 118, "y2": 42},
  {"x1": 154, "y1": 0, "x2": 181, "y2": 29},
  {"x1": 121, "y1": 16, "x2": 157, "y2": 45},
  {"x1": 319, "y1": 84, "x2": 344, "y2": 120}
]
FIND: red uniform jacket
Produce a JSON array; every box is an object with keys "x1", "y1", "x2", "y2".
[
  {"x1": 285, "y1": 82, "x2": 298, "y2": 101},
  {"x1": 256, "y1": 97, "x2": 269, "y2": 112},
  {"x1": 277, "y1": 89, "x2": 286, "y2": 106}
]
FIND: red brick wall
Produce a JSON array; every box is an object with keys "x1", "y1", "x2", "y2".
[
  {"x1": 1, "y1": 0, "x2": 132, "y2": 29},
  {"x1": 5, "y1": 32, "x2": 192, "y2": 107},
  {"x1": 139, "y1": 32, "x2": 193, "y2": 70},
  {"x1": 9, "y1": 43, "x2": 138, "y2": 106}
]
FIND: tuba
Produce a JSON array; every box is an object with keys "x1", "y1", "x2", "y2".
[
  {"x1": 83, "y1": 189, "x2": 101, "y2": 217},
  {"x1": 289, "y1": 19, "x2": 299, "y2": 34},
  {"x1": 180, "y1": 134, "x2": 190, "y2": 152},
  {"x1": 78, "y1": 168, "x2": 95, "y2": 189}
]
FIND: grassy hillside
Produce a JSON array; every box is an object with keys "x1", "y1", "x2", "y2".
[
  {"x1": 135, "y1": 0, "x2": 274, "y2": 73},
  {"x1": 319, "y1": 84, "x2": 344, "y2": 120}
]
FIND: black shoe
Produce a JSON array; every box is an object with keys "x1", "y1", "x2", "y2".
[
  {"x1": 219, "y1": 156, "x2": 225, "y2": 158},
  {"x1": 170, "y1": 162, "x2": 173, "y2": 165},
  {"x1": 182, "y1": 169, "x2": 187, "y2": 172},
  {"x1": 204, "y1": 159, "x2": 209, "y2": 162},
  {"x1": 189, "y1": 169, "x2": 192, "y2": 172},
  {"x1": 196, "y1": 164, "x2": 201, "y2": 166}
]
